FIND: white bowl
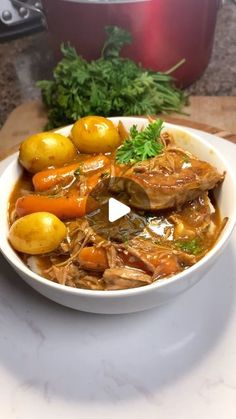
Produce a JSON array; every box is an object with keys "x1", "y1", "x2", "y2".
[{"x1": 0, "y1": 117, "x2": 236, "y2": 314}]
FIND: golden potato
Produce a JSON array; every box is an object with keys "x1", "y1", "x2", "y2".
[
  {"x1": 9, "y1": 212, "x2": 67, "y2": 255},
  {"x1": 19, "y1": 132, "x2": 77, "y2": 173},
  {"x1": 71, "y1": 116, "x2": 120, "y2": 153}
]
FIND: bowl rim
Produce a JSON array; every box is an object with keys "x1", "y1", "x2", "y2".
[{"x1": 0, "y1": 117, "x2": 236, "y2": 298}]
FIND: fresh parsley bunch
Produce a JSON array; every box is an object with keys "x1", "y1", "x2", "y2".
[
  {"x1": 116, "y1": 119, "x2": 164, "y2": 164},
  {"x1": 37, "y1": 26, "x2": 187, "y2": 129}
]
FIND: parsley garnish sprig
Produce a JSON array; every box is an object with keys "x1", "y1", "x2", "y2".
[{"x1": 116, "y1": 119, "x2": 164, "y2": 164}]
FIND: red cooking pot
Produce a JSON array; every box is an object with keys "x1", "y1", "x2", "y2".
[{"x1": 42, "y1": 0, "x2": 221, "y2": 87}]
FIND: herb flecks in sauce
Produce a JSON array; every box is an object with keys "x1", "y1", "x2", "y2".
[
  {"x1": 175, "y1": 238, "x2": 203, "y2": 255},
  {"x1": 74, "y1": 167, "x2": 81, "y2": 176}
]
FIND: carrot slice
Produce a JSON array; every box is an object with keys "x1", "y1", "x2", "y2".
[
  {"x1": 78, "y1": 247, "x2": 108, "y2": 271},
  {"x1": 32, "y1": 163, "x2": 79, "y2": 192},
  {"x1": 32, "y1": 155, "x2": 111, "y2": 192},
  {"x1": 16, "y1": 194, "x2": 97, "y2": 219},
  {"x1": 81, "y1": 155, "x2": 110, "y2": 174}
]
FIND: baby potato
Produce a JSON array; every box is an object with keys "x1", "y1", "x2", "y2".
[
  {"x1": 9, "y1": 212, "x2": 67, "y2": 255},
  {"x1": 71, "y1": 116, "x2": 120, "y2": 153},
  {"x1": 19, "y1": 132, "x2": 77, "y2": 174}
]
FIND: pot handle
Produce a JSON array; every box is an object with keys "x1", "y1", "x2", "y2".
[{"x1": 1, "y1": 0, "x2": 47, "y2": 28}]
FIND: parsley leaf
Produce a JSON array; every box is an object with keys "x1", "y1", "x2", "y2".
[
  {"x1": 116, "y1": 119, "x2": 164, "y2": 164},
  {"x1": 101, "y1": 26, "x2": 132, "y2": 59}
]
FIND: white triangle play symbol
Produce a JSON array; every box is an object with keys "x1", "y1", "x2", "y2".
[{"x1": 108, "y1": 198, "x2": 131, "y2": 223}]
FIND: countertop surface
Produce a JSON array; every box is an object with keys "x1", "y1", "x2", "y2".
[{"x1": 0, "y1": 2, "x2": 235, "y2": 128}]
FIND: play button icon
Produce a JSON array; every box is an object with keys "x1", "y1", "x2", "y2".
[
  {"x1": 108, "y1": 198, "x2": 130, "y2": 222},
  {"x1": 85, "y1": 176, "x2": 150, "y2": 242}
]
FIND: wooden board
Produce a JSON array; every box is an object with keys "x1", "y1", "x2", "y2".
[
  {"x1": 171, "y1": 96, "x2": 236, "y2": 135},
  {"x1": 0, "y1": 97, "x2": 235, "y2": 161}
]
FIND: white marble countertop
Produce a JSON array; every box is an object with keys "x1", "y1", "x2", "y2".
[{"x1": 1, "y1": 131, "x2": 236, "y2": 419}]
